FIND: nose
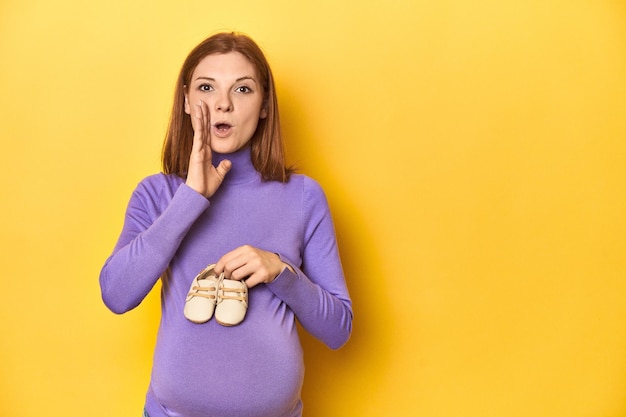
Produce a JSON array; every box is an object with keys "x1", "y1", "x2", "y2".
[{"x1": 214, "y1": 91, "x2": 233, "y2": 112}]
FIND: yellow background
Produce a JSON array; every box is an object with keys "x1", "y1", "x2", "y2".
[{"x1": 1, "y1": 0, "x2": 625, "y2": 416}]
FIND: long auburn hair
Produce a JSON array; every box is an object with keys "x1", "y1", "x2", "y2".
[{"x1": 161, "y1": 32, "x2": 293, "y2": 182}]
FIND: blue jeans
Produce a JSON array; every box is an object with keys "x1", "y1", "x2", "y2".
[{"x1": 143, "y1": 410, "x2": 150, "y2": 417}]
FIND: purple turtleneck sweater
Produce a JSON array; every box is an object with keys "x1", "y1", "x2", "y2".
[{"x1": 99, "y1": 147, "x2": 352, "y2": 417}]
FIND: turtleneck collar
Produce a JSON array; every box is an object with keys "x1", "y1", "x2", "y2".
[{"x1": 212, "y1": 145, "x2": 260, "y2": 185}]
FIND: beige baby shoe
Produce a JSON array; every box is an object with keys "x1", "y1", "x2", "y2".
[
  {"x1": 184, "y1": 264, "x2": 221, "y2": 324},
  {"x1": 215, "y1": 279, "x2": 248, "y2": 326}
]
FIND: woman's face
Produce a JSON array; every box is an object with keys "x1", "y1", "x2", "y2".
[{"x1": 184, "y1": 52, "x2": 267, "y2": 154}]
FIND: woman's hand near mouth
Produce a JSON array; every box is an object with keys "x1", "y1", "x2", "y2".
[{"x1": 186, "y1": 100, "x2": 232, "y2": 198}]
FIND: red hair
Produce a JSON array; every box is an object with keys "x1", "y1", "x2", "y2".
[{"x1": 161, "y1": 32, "x2": 293, "y2": 182}]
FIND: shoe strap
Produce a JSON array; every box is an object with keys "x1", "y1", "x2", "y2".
[
  {"x1": 219, "y1": 284, "x2": 247, "y2": 302},
  {"x1": 188, "y1": 285, "x2": 216, "y2": 299}
]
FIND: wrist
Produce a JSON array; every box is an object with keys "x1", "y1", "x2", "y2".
[
  {"x1": 282, "y1": 262, "x2": 295, "y2": 274},
  {"x1": 271, "y1": 262, "x2": 293, "y2": 282}
]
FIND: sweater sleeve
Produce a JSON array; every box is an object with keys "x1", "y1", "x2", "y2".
[
  {"x1": 99, "y1": 176, "x2": 210, "y2": 314},
  {"x1": 267, "y1": 178, "x2": 353, "y2": 349}
]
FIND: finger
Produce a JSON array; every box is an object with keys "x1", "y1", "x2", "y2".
[
  {"x1": 231, "y1": 263, "x2": 257, "y2": 281},
  {"x1": 217, "y1": 245, "x2": 252, "y2": 264},
  {"x1": 218, "y1": 254, "x2": 251, "y2": 279},
  {"x1": 190, "y1": 103, "x2": 204, "y2": 151},
  {"x1": 215, "y1": 159, "x2": 232, "y2": 180},
  {"x1": 241, "y1": 266, "x2": 276, "y2": 288},
  {"x1": 225, "y1": 251, "x2": 275, "y2": 282},
  {"x1": 242, "y1": 273, "x2": 261, "y2": 289},
  {"x1": 215, "y1": 246, "x2": 253, "y2": 277},
  {"x1": 200, "y1": 100, "x2": 211, "y2": 147}
]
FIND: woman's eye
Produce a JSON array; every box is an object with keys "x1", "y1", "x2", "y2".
[
  {"x1": 199, "y1": 84, "x2": 213, "y2": 92},
  {"x1": 235, "y1": 86, "x2": 252, "y2": 93}
]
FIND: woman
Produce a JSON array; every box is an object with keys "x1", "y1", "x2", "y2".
[{"x1": 99, "y1": 32, "x2": 352, "y2": 417}]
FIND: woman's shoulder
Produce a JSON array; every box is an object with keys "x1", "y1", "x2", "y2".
[
  {"x1": 286, "y1": 173, "x2": 322, "y2": 190},
  {"x1": 287, "y1": 173, "x2": 329, "y2": 206}
]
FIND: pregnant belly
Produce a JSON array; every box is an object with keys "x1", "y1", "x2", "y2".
[{"x1": 150, "y1": 300, "x2": 304, "y2": 417}]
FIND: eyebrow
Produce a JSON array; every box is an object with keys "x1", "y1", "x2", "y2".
[{"x1": 194, "y1": 76, "x2": 258, "y2": 84}]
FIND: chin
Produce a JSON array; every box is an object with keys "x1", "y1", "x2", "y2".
[
  {"x1": 211, "y1": 144, "x2": 242, "y2": 154},
  {"x1": 211, "y1": 140, "x2": 251, "y2": 155}
]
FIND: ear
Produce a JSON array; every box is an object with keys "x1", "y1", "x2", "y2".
[
  {"x1": 184, "y1": 90, "x2": 191, "y2": 115},
  {"x1": 260, "y1": 105, "x2": 268, "y2": 119}
]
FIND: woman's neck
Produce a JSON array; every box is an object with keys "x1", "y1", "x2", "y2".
[{"x1": 212, "y1": 145, "x2": 259, "y2": 184}]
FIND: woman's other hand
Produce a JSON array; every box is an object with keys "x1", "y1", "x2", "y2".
[
  {"x1": 215, "y1": 245, "x2": 294, "y2": 288},
  {"x1": 186, "y1": 101, "x2": 232, "y2": 198}
]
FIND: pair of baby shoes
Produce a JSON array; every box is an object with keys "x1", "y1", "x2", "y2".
[{"x1": 183, "y1": 264, "x2": 248, "y2": 326}]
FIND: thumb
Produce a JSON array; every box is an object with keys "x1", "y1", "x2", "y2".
[{"x1": 215, "y1": 159, "x2": 232, "y2": 180}]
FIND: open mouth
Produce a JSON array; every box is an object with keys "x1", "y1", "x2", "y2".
[
  {"x1": 212, "y1": 122, "x2": 233, "y2": 137},
  {"x1": 215, "y1": 123, "x2": 231, "y2": 132}
]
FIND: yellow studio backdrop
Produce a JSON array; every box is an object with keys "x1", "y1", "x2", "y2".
[{"x1": 1, "y1": 0, "x2": 625, "y2": 416}]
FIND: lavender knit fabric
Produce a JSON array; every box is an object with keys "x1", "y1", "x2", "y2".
[{"x1": 99, "y1": 146, "x2": 353, "y2": 417}]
